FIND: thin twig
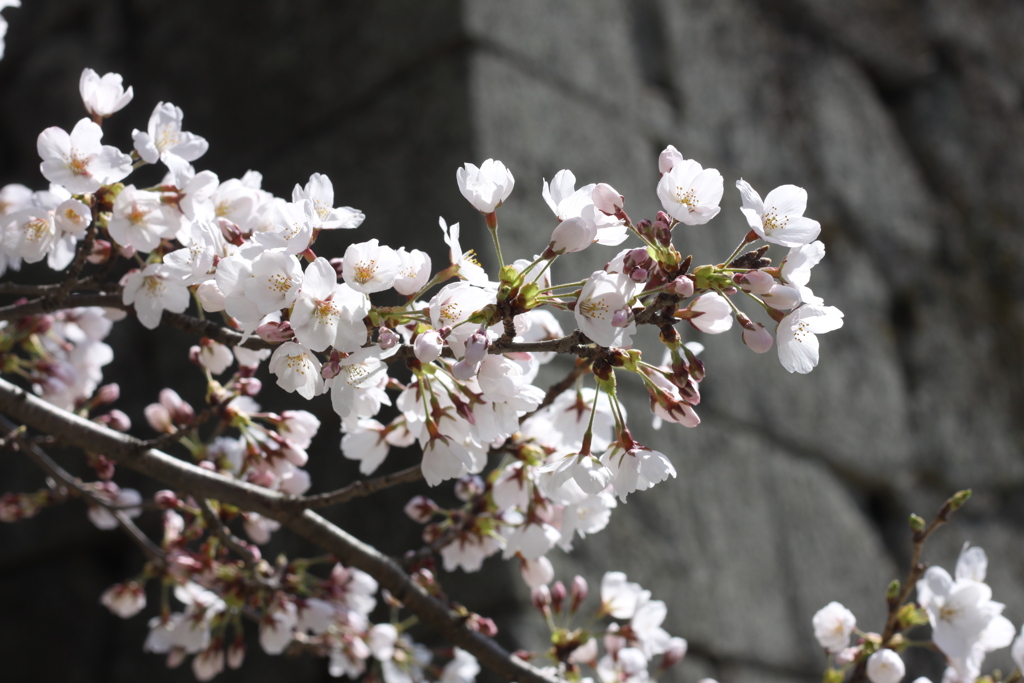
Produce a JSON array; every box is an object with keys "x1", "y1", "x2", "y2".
[
  {"x1": 199, "y1": 498, "x2": 259, "y2": 568},
  {"x1": 0, "y1": 413, "x2": 165, "y2": 565},
  {"x1": 293, "y1": 465, "x2": 424, "y2": 510}
]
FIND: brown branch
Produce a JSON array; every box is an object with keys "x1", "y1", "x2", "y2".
[
  {"x1": 295, "y1": 464, "x2": 424, "y2": 510},
  {"x1": 0, "y1": 377, "x2": 561, "y2": 683}
]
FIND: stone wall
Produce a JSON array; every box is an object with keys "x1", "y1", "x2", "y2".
[{"x1": 1, "y1": 1, "x2": 1023, "y2": 682}]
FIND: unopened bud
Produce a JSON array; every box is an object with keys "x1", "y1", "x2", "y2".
[
  {"x1": 948, "y1": 489, "x2": 972, "y2": 512},
  {"x1": 144, "y1": 403, "x2": 173, "y2": 433},
  {"x1": 741, "y1": 322, "x2": 773, "y2": 354},
  {"x1": 472, "y1": 616, "x2": 498, "y2": 637},
  {"x1": 217, "y1": 218, "x2": 244, "y2": 246},
  {"x1": 227, "y1": 638, "x2": 245, "y2": 669},
  {"x1": 592, "y1": 183, "x2": 624, "y2": 215},
  {"x1": 95, "y1": 383, "x2": 120, "y2": 405},
  {"x1": 735, "y1": 269, "x2": 775, "y2": 295},
  {"x1": 87, "y1": 239, "x2": 112, "y2": 264},
  {"x1": 328, "y1": 258, "x2": 345, "y2": 279},
  {"x1": 105, "y1": 409, "x2": 132, "y2": 432},
  {"x1": 378, "y1": 327, "x2": 399, "y2": 350},
  {"x1": 196, "y1": 281, "x2": 226, "y2": 312},
  {"x1": 188, "y1": 345, "x2": 202, "y2": 365},
  {"x1": 154, "y1": 490, "x2": 179, "y2": 508},
  {"x1": 159, "y1": 388, "x2": 194, "y2": 425},
  {"x1": 414, "y1": 330, "x2": 443, "y2": 363},
  {"x1": 908, "y1": 513, "x2": 925, "y2": 532},
  {"x1": 659, "y1": 145, "x2": 683, "y2": 175},
  {"x1": 236, "y1": 377, "x2": 262, "y2": 396},
  {"x1": 668, "y1": 276, "x2": 694, "y2": 298},
  {"x1": 835, "y1": 645, "x2": 862, "y2": 667},
  {"x1": 611, "y1": 307, "x2": 631, "y2": 328},
  {"x1": 886, "y1": 579, "x2": 901, "y2": 602},
  {"x1": 256, "y1": 320, "x2": 295, "y2": 343},
  {"x1": 550, "y1": 216, "x2": 595, "y2": 254},
  {"x1": 531, "y1": 585, "x2": 551, "y2": 610},
  {"x1": 451, "y1": 359, "x2": 479, "y2": 381},
  {"x1": 464, "y1": 327, "x2": 490, "y2": 365},
  {"x1": 661, "y1": 637, "x2": 688, "y2": 668},
  {"x1": 628, "y1": 267, "x2": 649, "y2": 283},
  {"x1": 570, "y1": 575, "x2": 588, "y2": 610},
  {"x1": 550, "y1": 580, "x2": 566, "y2": 613}
]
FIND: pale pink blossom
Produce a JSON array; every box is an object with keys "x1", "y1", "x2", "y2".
[
  {"x1": 291, "y1": 172, "x2": 364, "y2": 229},
  {"x1": 38, "y1": 118, "x2": 132, "y2": 193},
  {"x1": 122, "y1": 263, "x2": 190, "y2": 329},
  {"x1": 656, "y1": 158, "x2": 723, "y2": 225},
  {"x1": 688, "y1": 293, "x2": 733, "y2": 334},
  {"x1": 812, "y1": 602, "x2": 856, "y2": 653},
  {"x1": 575, "y1": 271, "x2": 638, "y2": 348},
  {"x1": 777, "y1": 305, "x2": 844, "y2": 374},
  {"x1": 269, "y1": 342, "x2": 323, "y2": 399},
  {"x1": 736, "y1": 179, "x2": 821, "y2": 247},
  {"x1": 342, "y1": 238, "x2": 399, "y2": 294},
  {"x1": 457, "y1": 159, "x2": 514, "y2": 213},
  {"x1": 79, "y1": 68, "x2": 133, "y2": 119},
  {"x1": 133, "y1": 102, "x2": 208, "y2": 167},
  {"x1": 866, "y1": 649, "x2": 905, "y2": 683}
]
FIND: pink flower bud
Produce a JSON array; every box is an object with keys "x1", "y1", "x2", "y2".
[
  {"x1": 659, "y1": 145, "x2": 684, "y2": 174},
  {"x1": 236, "y1": 377, "x2": 262, "y2": 396},
  {"x1": 159, "y1": 388, "x2": 194, "y2": 425},
  {"x1": 104, "y1": 409, "x2": 132, "y2": 432},
  {"x1": 836, "y1": 646, "x2": 862, "y2": 666},
  {"x1": 217, "y1": 217, "x2": 244, "y2": 246},
  {"x1": 661, "y1": 637, "x2": 688, "y2": 668},
  {"x1": 742, "y1": 322, "x2": 774, "y2": 354},
  {"x1": 451, "y1": 359, "x2": 479, "y2": 381},
  {"x1": 154, "y1": 490, "x2": 179, "y2": 508},
  {"x1": 378, "y1": 327, "x2": 399, "y2": 350},
  {"x1": 611, "y1": 307, "x2": 632, "y2": 328},
  {"x1": 188, "y1": 345, "x2": 202, "y2": 365},
  {"x1": 571, "y1": 575, "x2": 588, "y2": 610},
  {"x1": 472, "y1": 616, "x2": 498, "y2": 637},
  {"x1": 550, "y1": 580, "x2": 566, "y2": 613},
  {"x1": 669, "y1": 276, "x2": 694, "y2": 298},
  {"x1": 404, "y1": 495, "x2": 437, "y2": 523},
  {"x1": 95, "y1": 383, "x2": 120, "y2": 405},
  {"x1": 762, "y1": 284, "x2": 801, "y2": 311},
  {"x1": 531, "y1": 585, "x2": 551, "y2": 610},
  {"x1": 464, "y1": 327, "x2": 490, "y2": 365},
  {"x1": 328, "y1": 257, "x2": 345, "y2": 279},
  {"x1": 550, "y1": 216, "x2": 596, "y2": 254},
  {"x1": 414, "y1": 329, "x2": 443, "y2": 363},
  {"x1": 227, "y1": 638, "x2": 246, "y2": 669},
  {"x1": 628, "y1": 267, "x2": 649, "y2": 283},
  {"x1": 592, "y1": 183, "x2": 624, "y2": 215},
  {"x1": 257, "y1": 320, "x2": 295, "y2": 343},
  {"x1": 144, "y1": 403, "x2": 173, "y2": 433},
  {"x1": 735, "y1": 269, "x2": 775, "y2": 295},
  {"x1": 88, "y1": 239, "x2": 112, "y2": 264}
]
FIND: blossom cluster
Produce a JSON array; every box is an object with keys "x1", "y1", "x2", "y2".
[
  {"x1": 812, "y1": 539, "x2": 1024, "y2": 683},
  {"x1": 0, "y1": 66, "x2": 847, "y2": 683}
]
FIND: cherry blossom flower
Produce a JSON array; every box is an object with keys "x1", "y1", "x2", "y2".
[
  {"x1": 394, "y1": 247, "x2": 432, "y2": 295},
  {"x1": 79, "y1": 68, "x2": 133, "y2": 119},
  {"x1": 342, "y1": 238, "x2": 400, "y2": 294},
  {"x1": 37, "y1": 118, "x2": 133, "y2": 193},
  {"x1": 341, "y1": 419, "x2": 390, "y2": 475},
  {"x1": 133, "y1": 101, "x2": 209, "y2": 167},
  {"x1": 812, "y1": 602, "x2": 856, "y2": 653},
  {"x1": 736, "y1": 179, "x2": 821, "y2": 247},
  {"x1": 440, "y1": 217, "x2": 488, "y2": 284},
  {"x1": 656, "y1": 158, "x2": 723, "y2": 225},
  {"x1": 457, "y1": 159, "x2": 514, "y2": 213},
  {"x1": 575, "y1": 271, "x2": 639, "y2": 348},
  {"x1": 107, "y1": 185, "x2": 178, "y2": 252},
  {"x1": 100, "y1": 581, "x2": 147, "y2": 618},
  {"x1": 245, "y1": 250, "x2": 303, "y2": 315},
  {"x1": 441, "y1": 648, "x2": 480, "y2": 683},
  {"x1": 291, "y1": 172, "x2": 364, "y2": 229},
  {"x1": 601, "y1": 572, "x2": 648, "y2": 619},
  {"x1": 269, "y1": 342, "x2": 323, "y2": 399},
  {"x1": 122, "y1": 264, "x2": 191, "y2": 329},
  {"x1": 777, "y1": 305, "x2": 844, "y2": 374},
  {"x1": 542, "y1": 169, "x2": 627, "y2": 246}
]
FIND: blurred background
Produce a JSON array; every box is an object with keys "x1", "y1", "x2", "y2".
[{"x1": 2, "y1": 1, "x2": 1024, "y2": 681}]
